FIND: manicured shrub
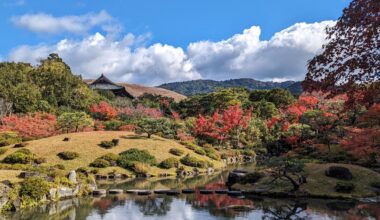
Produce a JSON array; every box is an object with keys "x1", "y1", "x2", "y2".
[
  {"x1": 205, "y1": 147, "x2": 220, "y2": 160},
  {"x1": 104, "y1": 120, "x2": 125, "y2": 131},
  {"x1": 20, "y1": 177, "x2": 51, "y2": 202},
  {"x1": 57, "y1": 151, "x2": 79, "y2": 160},
  {"x1": 325, "y1": 166, "x2": 353, "y2": 180},
  {"x1": 180, "y1": 141, "x2": 197, "y2": 151},
  {"x1": 194, "y1": 148, "x2": 206, "y2": 155},
  {"x1": 3, "y1": 149, "x2": 34, "y2": 164},
  {"x1": 159, "y1": 157, "x2": 179, "y2": 169},
  {"x1": 90, "y1": 158, "x2": 110, "y2": 168},
  {"x1": 63, "y1": 137, "x2": 70, "y2": 142},
  {"x1": 99, "y1": 141, "x2": 116, "y2": 149},
  {"x1": 169, "y1": 148, "x2": 184, "y2": 156},
  {"x1": 99, "y1": 153, "x2": 119, "y2": 166},
  {"x1": 0, "y1": 132, "x2": 21, "y2": 147},
  {"x1": 117, "y1": 148, "x2": 156, "y2": 169},
  {"x1": 335, "y1": 182, "x2": 355, "y2": 193},
  {"x1": 14, "y1": 142, "x2": 28, "y2": 148},
  {"x1": 0, "y1": 148, "x2": 7, "y2": 155},
  {"x1": 130, "y1": 162, "x2": 149, "y2": 175},
  {"x1": 111, "y1": 139, "x2": 119, "y2": 146},
  {"x1": 180, "y1": 154, "x2": 207, "y2": 168},
  {"x1": 33, "y1": 157, "x2": 47, "y2": 164}
]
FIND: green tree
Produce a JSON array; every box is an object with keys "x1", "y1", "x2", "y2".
[
  {"x1": 266, "y1": 89, "x2": 295, "y2": 108},
  {"x1": 11, "y1": 83, "x2": 42, "y2": 113},
  {"x1": 57, "y1": 112, "x2": 93, "y2": 133},
  {"x1": 252, "y1": 100, "x2": 278, "y2": 119},
  {"x1": 267, "y1": 157, "x2": 306, "y2": 191},
  {"x1": 135, "y1": 118, "x2": 174, "y2": 138}
]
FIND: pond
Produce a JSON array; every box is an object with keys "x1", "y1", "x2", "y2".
[{"x1": 5, "y1": 168, "x2": 380, "y2": 220}]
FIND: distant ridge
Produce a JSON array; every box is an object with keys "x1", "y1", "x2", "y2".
[{"x1": 158, "y1": 78, "x2": 303, "y2": 96}]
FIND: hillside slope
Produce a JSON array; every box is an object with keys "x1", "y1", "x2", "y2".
[
  {"x1": 0, "y1": 131, "x2": 224, "y2": 177},
  {"x1": 158, "y1": 78, "x2": 302, "y2": 96}
]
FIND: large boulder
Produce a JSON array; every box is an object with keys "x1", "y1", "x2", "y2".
[
  {"x1": 325, "y1": 166, "x2": 353, "y2": 180},
  {"x1": 68, "y1": 170, "x2": 77, "y2": 183}
]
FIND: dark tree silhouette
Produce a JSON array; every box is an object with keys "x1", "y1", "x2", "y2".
[{"x1": 303, "y1": 0, "x2": 380, "y2": 106}]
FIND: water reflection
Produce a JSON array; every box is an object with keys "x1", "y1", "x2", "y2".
[{"x1": 6, "y1": 172, "x2": 380, "y2": 220}]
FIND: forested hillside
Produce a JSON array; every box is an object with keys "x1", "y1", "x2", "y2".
[{"x1": 158, "y1": 78, "x2": 302, "y2": 96}]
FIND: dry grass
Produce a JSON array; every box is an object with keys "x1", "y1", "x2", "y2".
[
  {"x1": 0, "y1": 170, "x2": 23, "y2": 183},
  {"x1": 0, "y1": 131, "x2": 223, "y2": 176}
]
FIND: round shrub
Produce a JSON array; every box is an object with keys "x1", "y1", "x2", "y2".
[
  {"x1": 180, "y1": 154, "x2": 207, "y2": 168},
  {"x1": 159, "y1": 157, "x2": 179, "y2": 169},
  {"x1": 99, "y1": 141, "x2": 116, "y2": 149},
  {"x1": 3, "y1": 149, "x2": 34, "y2": 164},
  {"x1": 117, "y1": 148, "x2": 156, "y2": 169},
  {"x1": 130, "y1": 162, "x2": 149, "y2": 175},
  {"x1": 57, "y1": 151, "x2": 79, "y2": 160},
  {"x1": 99, "y1": 153, "x2": 119, "y2": 166},
  {"x1": 111, "y1": 139, "x2": 120, "y2": 146},
  {"x1": 20, "y1": 177, "x2": 50, "y2": 201},
  {"x1": 325, "y1": 166, "x2": 353, "y2": 180},
  {"x1": 169, "y1": 148, "x2": 184, "y2": 156},
  {"x1": 335, "y1": 182, "x2": 355, "y2": 193},
  {"x1": 194, "y1": 148, "x2": 206, "y2": 156},
  {"x1": 90, "y1": 158, "x2": 110, "y2": 168},
  {"x1": 34, "y1": 157, "x2": 47, "y2": 164}
]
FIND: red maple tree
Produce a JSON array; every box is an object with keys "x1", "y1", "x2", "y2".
[{"x1": 89, "y1": 101, "x2": 117, "y2": 120}]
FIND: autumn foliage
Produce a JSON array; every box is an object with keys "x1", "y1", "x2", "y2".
[
  {"x1": 0, "y1": 113, "x2": 57, "y2": 139},
  {"x1": 89, "y1": 101, "x2": 117, "y2": 120}
]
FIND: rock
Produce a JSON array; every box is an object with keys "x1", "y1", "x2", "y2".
[
  {"x1": 92, "y1": 189, "x2": 107, "y2": 196},
  {"x1": 19, "y1": 171, "x2": 42, "y2": 179},
  {"x1": 199, "y1": 189, "x2": 214, "y2": 194},
  {"x1": 12, "y1": 198, "x2": 21, "y2": 210},
  {"x1": 215, "y1": 189, "x2": 228, "y2": 194},
  {"x1": 68, "y1": 170, "x2": 77, "y2": 183},
  {"x1": 325, "y1": 166, "x2": 353, "y2": 180},
  {"x1": 154, "y1": 189, "x2": 169, "y2": 194},
  {"x1": 227, "y1": 191, "x2": 243, "y2": 196},
  {"x1": 182, "y1": 189, "x2": 195, "y2": 194},
  {"x1": 137, "y1": 190, "x2": 151, "y2": 195},
  {"x1": 207, "y1": 168, "x2": 214, "y2": 175},
  {"x1": 226, "y1": 170, "x2": 248, "y2": 186},
  {"x1": 73, "y1": 185, "x2": 80, "y2": 195},
  {"x1": 108, "y1": 189, "x2": 124, "y2": 194},
  {"x1": 57, "y1": 187, "x2": 74, "y2": 198},
  {"x1": 49, "y1": 188, "x2": 58, "y2": 200},
  {"x1": 166, "y1": 190, "x2": 181, "y2": 196}
]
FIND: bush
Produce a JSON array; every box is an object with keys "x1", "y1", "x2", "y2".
[
  {"x1": 33, "y1": 157, "x2": 46, "y2": 164},
  {"x1": 130, "y1": 162, "x2": 149, "y2": 175},
  {"x1": 111, "y1": 139, "x2": 119, "y2": 146},
  {"x1": 335, "y1": 182, "x2": 355, "y2": 193},
  {"x1": 3, "y1": 149, "x2": 34, "y2": 164},
  {"x1": 325, "y1": 166, "x2": 353, "y2": 180},
  {"x1": 99, "y1": 153, "x2": 119, "y2": 166},
  {"x1": 0, "y1": 132, "x2": 21, "y2": 147},
  {"x1": 205, "y1": 147, "x2": 220, "y2": 160},
  {"x1": 117, "y1": 148, "x2": 156, "y2": 169},
  {"x1": 169, "y1": 148, "x2": 184, "y2": 156},
  {"x1": 104, "y1": 120, "x2": 125, "y2": 131},
  {"x1": 180, "y1": 141, "x2": 197, "y2": 151},
  {"x1": 57, "y1": 151, "x2": 79, "y2": 160},
  {"x1": 99, "y1": 141, "x2": 116, "y2": 149},
  {"x1": 90, "y1": 158, "x2": 110, "y2": 168},
  {"x1": 0, "y1": 148, "x2": 7, "y2": 155},
  {"x1": 159, "y1": 157, "x2": 179, "y2": 169},
  {"x1": 180, "y1": 154, "x2": 207, "y2": 168},
  {"x1": 14, "y1": 142, "x2": 28, "y2": 148},
  {"x1": 20, "y1": 177, "x2": 50, "y2": 201},
  {"x1": 194, "y1": 148, "x2": 206, "y2": 155}
]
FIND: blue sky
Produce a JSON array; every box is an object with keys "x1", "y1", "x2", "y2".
[{"x1": 0, "y1": 0, "x2": 350, "y2": 85}]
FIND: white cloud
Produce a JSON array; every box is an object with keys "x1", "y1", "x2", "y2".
[
  {"x1": 7, "y1": 20, "x2": 335, "y2": 85},
  {"x1": 11, "y1": 10, "x2": 118, "y2": 35}
]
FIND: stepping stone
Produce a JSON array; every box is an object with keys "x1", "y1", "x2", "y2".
[
  {"x1": 92, "y1": 189, "x2": 107, "y2": 196},
  {"x1": 215, "y1": 189, "x2": 228, "y2": 194},
  {"x1": 125, "y1": 189, "x2": 139, "y2": 194},
  {"x1": 227, "y1": 191, "x2": 243, "y2": 196},
  {"x1": 182, "y1": 189, "x2": 195, "y2": 194},
  {"x1": 137, "y1": 190, "x2": 151, "y2": 195},
  {"x1": 108, "y1": 189, "x2": 123, "y2": 194},
  {"x1": 154, "y1": 189, "x2": 169, "y2": 194},
  {"x1": 199, "y1": 189, "x2": 214, "y2": 194},
  {"x1": 166, "y1": 190, "x2": 181, "y2": 196}
]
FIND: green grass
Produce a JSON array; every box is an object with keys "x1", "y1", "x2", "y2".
[
  {"x1": 235, "y1": 163, "x2": 380, "y2": 199},
  {"x1": 0, "y1": 131, "x2": 224, "y2": 177}
]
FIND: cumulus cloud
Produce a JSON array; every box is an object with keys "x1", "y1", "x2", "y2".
[
  {"x1": 11, "y1": 10, "x2": 118, "y2": 35},
  {"x1": 8, "y1": 20, "x2": 335, "y2": 85}
]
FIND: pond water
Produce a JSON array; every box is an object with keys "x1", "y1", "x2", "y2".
[{"x1": 5, "y1": 168, "x2": 380, "y2": 220}]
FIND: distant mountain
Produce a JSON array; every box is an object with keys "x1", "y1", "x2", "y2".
[{"x1": 158, "y1": 78, "x2": 303, "y2": 96}]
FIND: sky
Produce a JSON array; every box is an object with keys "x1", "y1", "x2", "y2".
[{"x1": 0, "y1": 0, "x2": 350, "y2": 86}]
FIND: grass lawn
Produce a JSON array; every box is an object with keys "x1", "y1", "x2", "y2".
[
  {"x1": 0, "y1": 131, "x2": 224, "y2": 177},
  {"x1": 235, "y1": 163, "x2": 380, "y2": 199}
]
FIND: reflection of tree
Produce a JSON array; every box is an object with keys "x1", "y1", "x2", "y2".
[
  {"x1": 93, "y1": 196, "x2": 126, "y2": 217},
  {"x1": 262, "y1": 201, "x2": 308, "y2": 220},
  {"x1": 134, "y1": 196, "x2": 173, "y2": 216}
]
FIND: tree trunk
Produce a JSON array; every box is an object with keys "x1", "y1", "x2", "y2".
[{"x1": 283, "y1": 171, "x2": 300, "y2": 191}]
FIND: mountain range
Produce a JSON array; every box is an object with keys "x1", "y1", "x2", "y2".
[{"x1": 158, "y1": 78, "x2": 303, "y2": 96}]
